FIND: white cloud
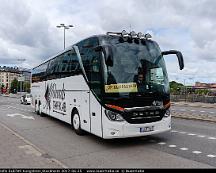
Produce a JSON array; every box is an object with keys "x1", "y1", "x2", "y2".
[{"x1": 0, "y1": 0, "x2": 216, "y2": 83}]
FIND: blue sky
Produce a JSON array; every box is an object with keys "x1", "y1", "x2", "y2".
[{"x1": 0, "y1": 0, "x2": 216, "y2": 85}]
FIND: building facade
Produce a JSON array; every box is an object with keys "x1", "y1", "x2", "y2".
[
  {"x1": 0, "y1": 66, "x2": 20, "y2": 92},
  {"x1": 0, "y1": 66, "x2": 31, "y2": 93}
]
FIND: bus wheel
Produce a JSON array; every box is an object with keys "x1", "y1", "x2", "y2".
[{"x1": 72, "y1": 110, "x2": 84, "y2": 135}]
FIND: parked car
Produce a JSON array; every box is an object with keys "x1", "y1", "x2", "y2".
[{"x1": 20, "y1": 94, "x2": 32, "y2": 105}]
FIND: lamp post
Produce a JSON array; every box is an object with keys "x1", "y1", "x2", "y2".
[{"x1": 56, "y1": 24, "x2": 74, "y2": 49}]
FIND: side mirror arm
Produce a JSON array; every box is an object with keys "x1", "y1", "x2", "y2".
[{"x1": 162, "y1": 50, "x2": 184, "y2": 70}]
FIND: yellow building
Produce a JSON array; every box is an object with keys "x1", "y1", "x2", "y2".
[{"x1": 0, "y1": 66, "x2": 20, "y2": 92}]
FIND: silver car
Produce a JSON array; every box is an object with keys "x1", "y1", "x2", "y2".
[{"x1": 20, "y1": 94, "x2": 32, "y2": 105}]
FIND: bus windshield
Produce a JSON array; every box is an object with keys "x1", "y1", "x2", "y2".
[{"x1": 102, "y1": 39, "x2": 170, "y2": 101}]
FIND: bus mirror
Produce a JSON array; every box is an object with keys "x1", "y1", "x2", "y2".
[{"x1": 162, "y1": 50, "x2": 184, "y2": 70}]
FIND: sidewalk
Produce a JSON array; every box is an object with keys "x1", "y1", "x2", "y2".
[{"x1": 0, "y1": 122, "x2": 65, "y2": 168}]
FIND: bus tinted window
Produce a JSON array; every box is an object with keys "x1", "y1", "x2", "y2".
[
  {"x1": 32, "y1": 62, "x2": 49, "y2": 83},
  {"x1": 77, "y1": 37, "x2": 101, "y2": 97},
  {"x1": 46, "y1": 49, "x2": 81, "y2": 80}
]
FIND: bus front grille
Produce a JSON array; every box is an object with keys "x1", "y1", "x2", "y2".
[{"x1": 123, "y1": 110, "x2": 165, "y2": 124}]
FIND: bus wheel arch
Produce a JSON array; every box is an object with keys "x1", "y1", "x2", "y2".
[{"x1": 71, "y1": 108, "x2": 84, "y2": 135}]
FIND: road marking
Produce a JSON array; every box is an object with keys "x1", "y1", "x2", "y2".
[
  {"x1": 158, "y1": 142, "x2": 166, "y2": 145},
  {"x1": 180, "y1": 148, "x2": 189, "y2": 151},
  {"x1": 200, "y1": 111, "x2": 206, "y2": 113},
  {"x1": 168, "y1": 145, "x2": 176, "y2": 148},
  {"x1": 197, "y1": 135, "x2": 206, "y2": 138},
  {"x1": 190, "y1": 110, "x2": 195, "y2": 112},
  {"x1": 179, "y1": 131, "x2": 187, "y2": 134},
  {"x1": 207, "y1": 155, "x2": 216, "y2": 158},
  {"x1": 208, "y1": 137, "x2": 216, "y2": 140},
  {"x1": 210, "y1": 112, "x2": 215, "y2": 114},
  {"x1": 192, "y1": 151, "x2": 202, "y2": 154},
  {"x1": 187, "y1": 133, "x2": 196, "y2": 136},
  {"x1": 7, "y1": 113, "x2": 35, "y2": 120},
  {"x1": 171, "y1": 130, "x2": 178, "y2": 133}
]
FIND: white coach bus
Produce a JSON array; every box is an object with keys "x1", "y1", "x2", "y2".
[{"x1": 31, "y1": 31, "x2": 184, "y2": 139}]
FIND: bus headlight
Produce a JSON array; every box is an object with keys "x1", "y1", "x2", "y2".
[
  {"x1": 105, "y1": 110, "x2": 125, "y2": 122},
  {"x1": 164, "y1": 109, "x2": 171, "y2": 118}
]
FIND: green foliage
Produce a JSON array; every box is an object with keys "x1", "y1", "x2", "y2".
[
  {"x1": 23, "y1": 82, "x2": 31, "y2": 93},
  {"x1": 10, "y1": 78, "x2": 18, "y2": 93},
  {"x1": 195, "y1": 89, "x2": 209, "y2": 95},
  {"x1": 169, "y1": 81, "x2": 184, "y2": 94}
]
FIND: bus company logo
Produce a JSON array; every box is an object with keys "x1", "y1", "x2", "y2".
[{"x1": 44, "y1": 83, "x2": 66, "y2": 111}]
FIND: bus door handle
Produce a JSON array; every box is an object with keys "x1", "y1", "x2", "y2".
[{"x1": 92, "y1": 112, "x2": 96, "y2": 117}]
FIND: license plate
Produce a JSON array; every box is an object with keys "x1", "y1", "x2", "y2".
[{"x1": 140, "y1": 126, "x2": 154, "y2": 133}]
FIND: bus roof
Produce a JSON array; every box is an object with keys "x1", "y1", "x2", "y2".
[{"x1": 32, "y1": 34, "x2": 110, "y2": 70}]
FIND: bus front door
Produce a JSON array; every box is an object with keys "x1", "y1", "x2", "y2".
[{"x1": 90, "y1": 92, "x2": 102, "y2": 137}]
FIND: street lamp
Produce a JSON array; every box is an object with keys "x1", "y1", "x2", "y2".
[{"x1": 56, "y1": 24, "x2": 74, "y2": 49}]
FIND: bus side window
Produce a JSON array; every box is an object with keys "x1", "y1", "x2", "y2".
[{"x1": 32, "y1": 62, "x2": 48, "y2": 83}]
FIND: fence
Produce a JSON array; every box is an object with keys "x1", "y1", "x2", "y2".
[{"x1": 171, "y1": 94, "x2": 216, "y2": 103}]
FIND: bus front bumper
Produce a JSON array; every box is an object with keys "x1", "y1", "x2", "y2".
[{"x1": 103, "y1": 116, "x2": 171, "y2": 139}]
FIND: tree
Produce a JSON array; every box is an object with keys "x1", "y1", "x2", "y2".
[
  {"x1": 10, "y1": 78, "x2": 19, "y2": 93},
  {"x1": 169, "y1": 81, "x2": 184, "y2": 94},
  {"x1": 23, "y1": 81, "x2": 31, "y2": 93},
  {"x1": 1, "y1": 84, "x2": 4, "y2": 94}
]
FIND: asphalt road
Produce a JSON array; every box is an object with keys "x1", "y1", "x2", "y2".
[
  {"x1": 0, "y1": 95, "x2": 216, "y2": 168},
  {"x1": 172, "y1": 105, "x2": 216, "y2": 116}
]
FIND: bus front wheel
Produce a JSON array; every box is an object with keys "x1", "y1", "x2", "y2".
[{"x1": 72, "y1": 110, "x2": 84, "y2": 135}]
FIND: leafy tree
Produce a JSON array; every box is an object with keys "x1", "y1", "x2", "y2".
[
  {"x1": 169, "y1": 81, "x2": 184, "y2": 94},
  {"x1": 1, "y1": 84, "x2": 4, "y2": 93},
  {"x1": 23, "y1": 82, "x2": 31, "y2": 93},
  {"x1": 10, "y1": 78, "x2": 18, "y2": 93}
]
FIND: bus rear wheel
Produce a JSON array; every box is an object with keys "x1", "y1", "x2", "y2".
[{"x1": 72, "y1": 110, "x2": 84, "y2": 135}]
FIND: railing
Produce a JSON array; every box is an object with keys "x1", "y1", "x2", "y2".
[{"x1": 171, "y1": 94, "x2": 216, "y2": 103}]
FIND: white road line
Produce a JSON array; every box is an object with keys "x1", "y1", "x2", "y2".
[
  {"x1": 210, "y1": 112, "x2": 215, "y2": 114},
  {"x1": 197, "y1": 135, "x2": 206, "y2": 138},
  {"x1": 187, "y1": 133, "x2": 196, "y2": 136},
  {"x1": 158, "y1": 142, "x2": 166, "y2": 145},
  {"x1": 207, "y1": 155, "x2": 216, "y2": 158},
  {"x1": 168, "y1": 145, "x2": 177, "y2": 148},
  {"x1": 200, "y1": 111, "x2": 206, "y2": 113},
  {"x1": 179, "y1": 131, "x2": 187, "y2": 134},
  {"x1": 171, "y1": 130, "x2": 178, "y2": 133},
  {"x1": 192, "y1": 151, "x2": 202, "y2": 154},
  {"x1": 190, "y1": 110, "x2": 195, "y2": 112},
  {"x1": 208, "y1": 137, "x2": 216, "y2": 140},
  {"x1": 180, "y1": 148, "x2": 189, "y2": 151}
]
